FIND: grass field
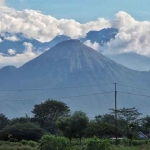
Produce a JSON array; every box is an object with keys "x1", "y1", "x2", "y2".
[{"x1": 0, "y1": 139, "x2": 150, "y2": 150}]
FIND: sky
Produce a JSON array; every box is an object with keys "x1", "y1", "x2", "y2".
[
  {"x1": 6, "y1": 0, "x2": 150, "y2": 23},
  {"x1": 0, "y1": 0, "x2": 150, "y2": 69}
]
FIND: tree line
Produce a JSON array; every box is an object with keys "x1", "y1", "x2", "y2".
[{"x1": 0, "y1": 99, "x2": 150, "y2": 143}]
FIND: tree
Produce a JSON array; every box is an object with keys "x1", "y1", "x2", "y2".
[
  {"x1": 95, "y1": 114, "x2": 115, "y2": 125},
  {"x1": 57, "y1": 117, "x2": 74, "y2": 143},
  {"x1": 110, "y1": 107, "x2": 142, "y2": 124},
  {"x1": 57, "y1": 111, "x2": 89, "y2": 144},
  {"x1": 0, "y1": 113, "x2": 9, "y2": 130},
  {"x1": 69, "y1": 111, "x2": 89, "y2": 144},
  {"x1": 110, "y1": 107, "x2": 142, "y2": 137},
  {"x1": 32, "y1": 99, "x2": 70, "y2": 134},
  {"x1": 9, "y1": 114, "x2": 31, "y2": 125},
  {"x1": 85, "y1": 120, "x2": 115, "y2": 138},
  {"x1": 95, "y1": 113, "x2": 126, "y2": 136},
  {"x1": 139, "y1": 116, "x2": 150, "y2": 135}
]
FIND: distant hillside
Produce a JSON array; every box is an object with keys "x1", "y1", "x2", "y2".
[
  {"x1": 0, "y1": 32, "x2": 70, "y2": 54},
  {"x1": 80, "y1": 28, "x2": 118, "y2": 44}
]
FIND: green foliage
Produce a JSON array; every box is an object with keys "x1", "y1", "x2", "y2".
[
  {"x1": 32, "y1": 99, "x2": 70, "y2": 134},
  {"x1": 28, "y1": 141, "x2": 37, "y2": 147},
  {"x1": 0, "y1": 122, "x2": 45, "y2": 141},
  {"x1": 57, "y1": 111, "x2": 89, "y2": 144},
  {"x1": 86, "y1": 137, "x2": 110, "y2": 150},
  {"x1": 0, "y1": 113, "x2": 9, "y2": 130},
  {"x1": 57, "y1": 116, "x2": 74, "y2": 142},
  {"x1": 85, "y1": 120, "x2": 115, "y2": 138},
  {"x1": 21, "y1": 140, "x2": 28, "y2": 145},
  {"x1": 110, "y1": 107, "x2": 142, "y2": 124},
  {"x1": 39, "y1": 135, "x2": 71, "y2": 150},
  {"x1": 20, "y1": 140, "x2": 36, "y2": 147},
  {"x1": 0, "y1": 141, "x2": 37, "y2": 150},
  {"x1": 10, "y1": 115, "x2": 31, "y2": 125},
  {"x1": 131, "y1": 140, "x2": 149, "y2": 146}
]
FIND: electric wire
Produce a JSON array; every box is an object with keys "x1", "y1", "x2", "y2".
[
  {"x1": 0, "y1": 91, "x2": 115, "y2": 102},
  {"x1": 117, "y1": 83, "x2": 150, "y2": 91},
  {"x1": 0, "y1": 83, "x2": 114, "y2": 92},
  {"x1": 118, "y1": 91, "x2": 150, "y2": 98}
]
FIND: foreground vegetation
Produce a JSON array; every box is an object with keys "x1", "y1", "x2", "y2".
[
  {"x1": 1, "y1": 99, "x2": 150, "y2": 150},
  {"x1": 1, "y1": 137, "x2": 150, "y2": 150}
]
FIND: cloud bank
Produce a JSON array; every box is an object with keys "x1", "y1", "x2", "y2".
[
  {"x1": 0, "y1": 0, "x2": 5, "y2": 5},
  {"x1": 102, "y1": 11, "x2": 150, "y2": 57},
  {"x1": 0, "y1": 9, "x2": 111, "y2": 42}
]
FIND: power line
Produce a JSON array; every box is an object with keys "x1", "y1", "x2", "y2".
[
  {"x1": 0, "y1": 91, "x2": 115, "y2": 102},
  {"x1": 118, "y1": 91, "x2": 150, "y2": 98},
  {"x1": 0, "y1": 83, "x2": 114, "y2": 92},
  {"x1": 117, "y1": 83, "x2": 150, "y2": 91}
]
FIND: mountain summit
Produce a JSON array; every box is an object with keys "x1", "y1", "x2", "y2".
[{"x1": 0, "y1": 40, "x2": 150, "y2": 118}]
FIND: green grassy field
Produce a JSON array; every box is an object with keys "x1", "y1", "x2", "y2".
[{"x1": 1, "y1": 139, "x2": 150, "y2": 150}]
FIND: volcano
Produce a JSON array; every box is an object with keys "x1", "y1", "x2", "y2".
[{"x1": 0, "y1": 39, "x2": 150, "y2": 118}]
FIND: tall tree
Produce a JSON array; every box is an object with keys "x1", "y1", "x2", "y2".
[
  {"x1": 85, "y1": 120, "x2": 115, "y2": 138},
  {"x1": 57, "y1": 116, "x2": 74, "y2": 143},
  {"x1": 57, "y1": 111, "x2": 89, "y2": 144},
  {"x1": 71, "y1": 111, "x2": 89, "y2": 144},
  {"x1": 110, "y1": 107, "x2": 142, "y2": 124},
  {"x1": 32, "y1": 99, "x2": 70, "y2": 134}
]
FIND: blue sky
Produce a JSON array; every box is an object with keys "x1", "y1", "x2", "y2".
[{"x1": 6, "y1": 0, "x2": 150, "y2": 23}]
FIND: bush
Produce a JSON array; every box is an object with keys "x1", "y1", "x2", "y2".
[
  {"x1": 28, "y1": 141, "x2": 37, "y2": 147},
  {"x1": 86, "y1": 137, "x2": 110, "y2": 150},
  {"x1": 132, "y1": 140, "x2": 149, "y2": 146},
  {"x1": 21, "y1": 140, "x2": 28, "y2": 145},
  {"x1": 0, "y1": 123, "x2": 45, "y2": 141},
  {"x1": 39, "y1": 135, "x2": 71, "y2": 150}
]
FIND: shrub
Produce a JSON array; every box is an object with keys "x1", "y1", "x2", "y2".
[
  {"x1": 21, "y1": 140, "x2": 28, "y2": 145},
  {"x1": 28, "y1": 141, "x2": 37, "y2": 147},
  {"x1": 86, "y1": 137, "x2": 110, "y2": 150},
  {"x1": 132, "y1": 140, "x2": 149, "y2": 146},
  {"x1": 39, "y1": 135, "x2": 71, "y2": 150},
  {"x1": 0, "y1": 123, "x2": 45, "y2": 141}
]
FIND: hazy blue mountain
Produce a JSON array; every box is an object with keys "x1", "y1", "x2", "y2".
[
  {"x1": 0, "y1": 40, "x2": 150, "y2": 118},
  {"x1": 0, "y1": 32, "x2": 70, "y2": 54},
  {"x1": 107, "y1": 53, "x2": 150, "y2": 71},
  {"x1": 80, "y1": 28, "x2": 118, "y2": 45},
  {"x1": 0, "y1": 32, "x2": 45, "y2": 53}
]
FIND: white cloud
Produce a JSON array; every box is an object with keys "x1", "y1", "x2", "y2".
[
  {"x1": 0, "y1": 0, "x2": 5, "y2": 6},
  {"x1": 84, "y1": 40, "x2": 100, "y2": 50},
  {"x1": 0, "y1": 0, "x2": 14, "y2": 13},
  {"x1": 102, "y1": 11, "x2": 150, "y2": 56},
  {"x1": 0, "y1": 38, "x2": 2, "y2": 42},
  {"x1": 8, "y1": 49, "x2": 16, "y2": 55},
  {"x1": 4, "y1": 35, "x2": 20, "y2": 41},
  {"x1": 0, "y1": 9, "x2": 111, "y2": 42},
  {"x1": 0, "y1": 42, "x2": 42, "y2": 68}
]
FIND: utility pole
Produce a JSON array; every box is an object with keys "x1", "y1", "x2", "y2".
[{"x1": 115, "y1": 83, "x2": 118, "y2": 145}]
